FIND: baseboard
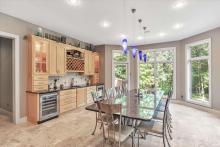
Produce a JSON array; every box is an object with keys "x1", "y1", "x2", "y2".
[
  {"x1": 172, "y1": 100, "x2": 220, "y2": 115},
  {"x1": 18, "y1": 116, "x2": 27, "y2": 124},
  {"x1": 0, "y1": 108, "x2": 12, "y2": 117}
]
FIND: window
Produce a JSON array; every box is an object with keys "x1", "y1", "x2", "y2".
[
  {"x1": 112, "y1": 50, "x2": 129, "y2": 89},
  {"x1": 138, "y1": 48, "x2": 176, "y2": 99},
  {"x1": 186, "y1": 39, "x2": 211, "y2": 107}
]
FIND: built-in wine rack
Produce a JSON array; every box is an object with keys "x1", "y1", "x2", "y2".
[{"x1": 66, "y1": 49, "x2": 85, "y2": 72}]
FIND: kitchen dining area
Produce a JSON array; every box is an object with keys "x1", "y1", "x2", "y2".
[{"x1": 1, "y1": 0, "x2": 220, "y2": 147}]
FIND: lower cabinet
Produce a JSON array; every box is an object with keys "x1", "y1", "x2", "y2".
[
  {"x1": 76, "y1": 87, "x2": 86, "y2": 107},
  {"x1": 86, "y1": 86, "x2": 96, "y2": 104},
  {"x1": 59, "y1": 89, "x2": 77, "y2": 113}
]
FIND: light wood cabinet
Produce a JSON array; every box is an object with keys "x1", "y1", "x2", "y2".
[
  {"x1": 49, "y1": 41, "x2": 65, "y2": 75},
  {"x1": 77, "y1": 87, "x2": 86, "y2": 107},
  {"x1": 59, "y1": 89, "x2": 76, "y2": 113},
  {"x1": 86, "y1": 86, "x2": 96, "y2": 104},
  {"x1": 27, "y1": 93, "x2": 39, "y2": 124},
  {"x1": 27, "y1": 35, "x2": 49, "y2": 91},
  {"x1": 32, "y1": 35, "x2": 49, "y2": 74},
  {"x1": 84, "y1": 50, "x2": 95, "y2": 75},
  {"x1": 56, "y1": 44, "x2": 65, "y2": 75}
]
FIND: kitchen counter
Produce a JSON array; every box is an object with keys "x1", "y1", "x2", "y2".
[{"x1": 26, "y1": 83, "x2": 104, "y2": 94}]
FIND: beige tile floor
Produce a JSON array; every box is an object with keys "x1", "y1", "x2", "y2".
[{"x1": 1, "y1": 102, "x2": 220, "y2": 147}]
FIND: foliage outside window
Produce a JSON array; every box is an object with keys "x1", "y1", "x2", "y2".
[{"x1": 112, "y1": 51, "x2": 129, "y2": 87}]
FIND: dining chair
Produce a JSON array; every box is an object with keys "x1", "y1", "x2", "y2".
[
  {"x1": 98, "y1": 102, "x2": 135, "y2": 147},
  {"x1": 105, "y1": 88, "x2": 115, "y2": 99},
  {"x1": 137, "y1": 97, "x2": 171, "y2": 147},
  {"x1": 114, "y1": 86, "x2": 122, "y2": 98},
  {"x1": 154, "y1": 90, "x2": 173, "y2": 139}
]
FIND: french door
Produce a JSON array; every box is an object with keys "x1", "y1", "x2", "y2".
[{"x1": 138, "y1": 48, "x2": 176, "y2": 98}]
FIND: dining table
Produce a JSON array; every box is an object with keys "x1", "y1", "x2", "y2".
[{"x1": 85, "y1": 89, "x2": 164, "y2": 122}]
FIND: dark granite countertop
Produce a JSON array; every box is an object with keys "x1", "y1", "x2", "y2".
[{"x1": 26, "y1": 83, "x2": 104, "y2": 94}]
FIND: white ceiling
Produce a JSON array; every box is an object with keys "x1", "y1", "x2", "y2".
[{"x1": 1, "y1": 0, "x2": 220, "y2": 45}]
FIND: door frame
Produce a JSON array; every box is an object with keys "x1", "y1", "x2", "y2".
[
  {"x1": 137, "y1": 47, "x2": 177, "y2": 99},
  {"x1": 0, "y1": 31, "x2": 20, "y2": 124},
  {"x1": 112, "y1": 50, "x2": 130, "y2": 90}
]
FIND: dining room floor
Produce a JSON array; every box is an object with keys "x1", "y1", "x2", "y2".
[{"x1": 1, "y1": 101, "x2": 220, "y2": 147}]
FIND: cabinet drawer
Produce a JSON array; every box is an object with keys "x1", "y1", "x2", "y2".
[
  {"x1": 60, "y1": 103, "x2": 76, "y2": 113},
  {"x1": 33, "y1": 75, "x2": 48, "y2": 81},
  {"x1": 33, "y1": 80, "x2": 48, "y2": 85},
  {"x1": 60, "y1": 97, "x2": 76, "y2": 106},
  {"x1": 33, "y1": 85, "x2": 48, "y2": 91},
  {"x1": 60, "y1": 89, "x2": 76, "y2": 96}
]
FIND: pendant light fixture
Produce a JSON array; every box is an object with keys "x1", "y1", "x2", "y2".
[
  {"x1": 131, "y1": 8, "x2": 137, "y2": 58},
  {"x1": 143, "y1": 26, "x2": 147, "y2": 63},
  {"x1": 121, "y1": 0, "x2": 128, "y2": 54}
]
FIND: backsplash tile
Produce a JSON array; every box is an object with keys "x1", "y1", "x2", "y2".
[{"x1": 48, "y1": 73, "x2": 89, "y2": 89}]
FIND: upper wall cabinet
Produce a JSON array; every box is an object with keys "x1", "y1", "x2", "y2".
[
  {"x1": 31, "y1": 35, "x2": 49, "y2": 74},
  {"x1": 84, "y1": 50, "x2": 95, "y2": 75},
  {"x1": 49, "y1": 41, "x2": 65, "y2": 75}
]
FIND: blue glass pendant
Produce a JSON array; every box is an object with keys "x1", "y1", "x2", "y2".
[
  {"x1": 132, "y1": 46, "x2": 137, "y2": 58},
  {"x1": 144, "y1": 53, "x2": 147, "y2": 63},
  {"x1": 139, "y1": 50, "x2": 142, "y2": 60},
  {"x1": 122, "y1": 39, "x2": 128, "y2": 54}
]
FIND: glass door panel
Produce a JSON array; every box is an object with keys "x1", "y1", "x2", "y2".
[
  {"x1": 139, "y1": 63, "x2": 155, "y2": 89},
  {"x1": 156, "y1": 63, "x2": 174, "y2": 97},
  {"x1": 191, "y1": 59, "x2": 209, "y2": 102},
  {"x1": 34, "y1": 39, "x2": 49, "y2": 74},
  {"x1": 113, "y1": 64, "x2": 128, "y2": 87}
]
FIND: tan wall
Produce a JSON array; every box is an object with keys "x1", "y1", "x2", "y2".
[
  {"x1": 0, "y1": 12, "x2": 93, "y2": 118},
  {"x1": 0, "y1": 37, "x2": 13, "y2": 112}
]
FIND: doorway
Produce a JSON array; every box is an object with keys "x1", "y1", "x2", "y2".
[
  {"x1": 0, "y1": 31, "x2": 20, "y2": 124},
  {"x1": 0, "y1": 37, "x2": 13, "y2": 122}
]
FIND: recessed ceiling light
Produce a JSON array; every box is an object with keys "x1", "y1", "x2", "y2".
[
  {"x1": 120, "y1": 34, "x2": 127, "y2": 39},
  {"x1": 100, "y1": 21, "x2": 111, "y2": 28},
  {"x1": 159, "y1": 32, "x2": 166, "y2": 37},
  {"x1": 172, "y1": 1, "x2": 186, "y2": 9},
  {"x1": 173, "y1": 23, "x2": 184, "y2": 29},
  {"x1": 137, "y1": 36, "x2": 144, "y2": 40},
  {"x1": 66, "y1": 0, "x2": 81, "y2": 6}
]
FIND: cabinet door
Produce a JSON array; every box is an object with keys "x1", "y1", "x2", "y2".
[
  {"x1": 89, "y1": 52, "x2": 95, "y2": 74},
  {"x1": 84, "y1": 50, "x2": 89, "y2": 75},
  {"x1": 49, "y1": 41, "x2": 57, "y2": 75},
  {"x1": 33, "y1": 36, "x2": 49, "y2": 74},
  {"x1": 77, "y1": 88, "x2": 86, "y2": 107},
  {"x1": 56, "y1": 44, "x2": 65, "y2": 75}
]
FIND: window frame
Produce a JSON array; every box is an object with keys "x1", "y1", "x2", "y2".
[
  {"x1": 185, "y1": 38, "x2": 212, "y2": 107},
  {"x1": 112, "y1": 50, "x2": 130, "y2": 90}
]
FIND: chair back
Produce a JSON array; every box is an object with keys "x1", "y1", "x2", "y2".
[
  {"x1": 114, "y1": 86, "x2": 122, "y2": 98},
  {"x1": 91, "y1": 91, "x2": 103, "y2": 102},
  {"x1": 98, "y1": 102, "x2": 122, "y2": 145},
  {"x1": 105, "y1": 88, "x2": 115, "y2": 99}
]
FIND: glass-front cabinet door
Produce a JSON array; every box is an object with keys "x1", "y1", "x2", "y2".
[{"x1": 33, "y1": 36, "x2": 49, "y2": 74}]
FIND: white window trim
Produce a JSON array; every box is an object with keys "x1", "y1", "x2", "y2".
[
  {"x1": 185, "y1": 38, "x2": 212, "y2": 108},
  {"x1": 112, "y1": 50, "x2": 130, "y2": 90},
  {"x1": 137, "y1": 47, "x2": 176, "y2": 99}
]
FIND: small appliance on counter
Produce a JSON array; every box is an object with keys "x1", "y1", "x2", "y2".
[{"x1": 39, "y1": 92, "x2": 59, "y2": 123}]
